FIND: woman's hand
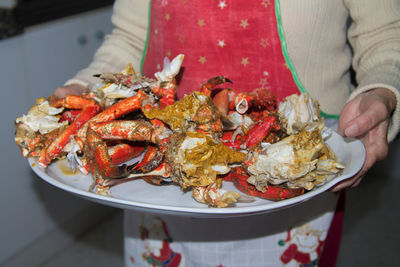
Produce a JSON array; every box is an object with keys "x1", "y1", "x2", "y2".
[
  {"x1": 51, "y1": 83, "x2": 88, "y2": 99},
  {"x1": 333, "y1": 88, "x2": 396, "y2": 192}
]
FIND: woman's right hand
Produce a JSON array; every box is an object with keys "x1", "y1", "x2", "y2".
[{"x1": 52, "y1": 83, "x2": 88, "y2": 99}]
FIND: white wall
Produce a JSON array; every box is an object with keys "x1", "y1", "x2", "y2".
[
  {"x1": 0, "y1": 7, "x2": 117, "y2": 265},
  {"x1": 0, "y1": 0, "x2": 16, "y2": 8}
]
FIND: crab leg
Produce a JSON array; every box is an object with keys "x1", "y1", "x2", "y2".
[
  {"x1": 37, "y1": 96, "x2": 101, "y2": 167},
  {"x1": 243, "y1": 116, "x2": 276, "y2": 149},
  {"x1": 50, "y1": 95, "x2": 97, "y2": 109},
  {"x1": 88, "y1": 120, "x2": 159, "y2": 142},
  {"x1": 86, "y1": 120, "x2": 170, "y2": 178},
  {"x1": 221, "y1": 131, "x2": 243, "y2": 149},
  {"x1": 151, "y1": 81, "x2": 177, "y2": 108},
  {"x1": 213, "y1": 88, "x2": 278, "y2": 115},
  {"x1": 59, "y1": 110, "x2": 82, "y2": 123},
  {"x1": 75, "y1": 90, "x2": 147, "y2": 148},
  {"x1": 129, "y1": 145, "x2": 167, "y2": 173},
  {"x1": 85, "y1": 128, "x2": 139, "y2": 178},
  {"x1": 224, "y1": 167, "x2": 304, "y2": 201},
  {"x1": 108, "y1": 143, "x2": 145, "y2": 165},
  {"x1": 100, "y1": 175, "x2": 172, "y2": 188},
  {"x1": 127, "y1": 119, "x2": 172, "y2": 173}
]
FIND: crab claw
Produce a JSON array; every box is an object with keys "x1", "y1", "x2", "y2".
[
  {"x1": 37, "y1": 98, "x2": 101, "y2": 167},
  {"x1": 98, "y1": 174, "x2": 173, "y2": 188},
  {"x1": 85, "y1": 128, "x2": 140, "y2": 178},
  {"x1": 200, "y1": 76, "x2": 233, "y2": 97},
  {"x1": 224, "y1": 167, "x2": 305, "y2": 201},
  {"x1": 243, "y1": 116, "x2": 276, "y2": 149},
  {"x1": 130, "y1": 146, "x2": 165, "y2": 174}
]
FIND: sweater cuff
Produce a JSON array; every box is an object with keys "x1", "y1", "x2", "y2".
[
  {"x1": 64, "y1": 78, "x2": 89, "y2": 88},
  {"x1": 349, "y1": 63, "x2": 400, "y2": 142},
  {"x1": 64, "y1": 68, "x2": 105, "y2": 88}
]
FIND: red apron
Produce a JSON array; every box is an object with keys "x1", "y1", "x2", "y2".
[
  {"x1": 141, "y1": 0, "x2": 301, "y2": 102},
  {"x1": 140, "y1": 1, "x2": 342, "y2": 266}
]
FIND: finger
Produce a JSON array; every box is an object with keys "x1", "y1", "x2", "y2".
[
  {"x1": 53, "y1": 84, "x2": 88, "y2": 98},
  {"x1": 330, "y1": 173, "x2": 363, "y2": 192},
  {"x1": 343, "y1": 103, "x2": 389, "y2": 137},
  {"x1": 351, "y1": 175, "x2": 364, "y2": 188},
  {"x1": 360, "y1": 122, "x2": 389, "y2": 164},
  {"x1": 330, "y1": 147, "x2": 373, "y2": 192},
  {"x1": 344, "y1": 112, "x2": 386, "y2": 138},
  {"x1": 337, "y1": 100, "x2": 359, "y2": 136},
  {"x1": 337, "y1": 94, "x2": 366, "y2": 136}
]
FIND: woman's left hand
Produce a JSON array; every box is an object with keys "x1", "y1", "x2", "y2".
[{"x1": 333, "y1": 88, "x2": 396, "y2": 192}]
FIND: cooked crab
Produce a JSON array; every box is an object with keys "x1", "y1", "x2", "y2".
[
  {"x1": 165, "y1": 131, "x2": 246, "y2": 189},
  {"x1": 15, "y1": 98, "x2": 69, "y2": 157},
  {"x1": 245, "y1": 93, "x2": 345, "y2": 192},
  {"x1": 246, "y1": 126, "x2": 344, "y2": 191}
]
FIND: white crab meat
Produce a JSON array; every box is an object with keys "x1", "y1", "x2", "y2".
[
  {"x1": 224, "y1": 112, "x2": 254, "y2": 130},
  {"x1": 65, "y1": 140, "x2": 88, "y2": 174},
  {"x1": 155, "y1": 54, "x2": 184, "y2": 82},
  {"x1": 16, "y1": 98, "x2": 67, "y2": 134},
  {"x1": 99, "y1": 83, "x2": 136, "y2": 99},
  {"x1": 247, "y1": 134, "x2": 318, "y2": 191},
  {"x1": 192, "y1": 184, "x2": 241, "y2": 208},
  {"x1": 278, "y1": 93, "x2": 322, "y2": 135},
  {"x1": 247, "y1": 128, "x2": 344, "y2": 191}
]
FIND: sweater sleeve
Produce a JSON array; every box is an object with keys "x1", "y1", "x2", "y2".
[
  {"x1": 345, "y1": 0, "x2": 400, "y2": 142},
  {"x1": 65, "y1": 0, "x2": 149, "y2": 87}
]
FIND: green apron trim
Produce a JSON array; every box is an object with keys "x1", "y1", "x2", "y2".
[
  {"x1": 320, "y1": 110, "x2": 340, "y2": 119},
  {"x1": 275, "y1": 0, "x2": 339, "y2": 119},
  {"x1": 140, "y1": 0, "x2": 152, "y2": 74}
]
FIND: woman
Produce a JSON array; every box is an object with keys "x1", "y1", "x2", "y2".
[{"x1": 55, "y1": 0, "x2": 400, "y2": 266}]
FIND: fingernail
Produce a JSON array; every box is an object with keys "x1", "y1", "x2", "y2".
[{"x1": 344, "y1": 124, "x2": 358, "y2": 136}]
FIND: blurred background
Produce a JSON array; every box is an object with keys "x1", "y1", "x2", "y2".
[
  {"x1": 0, "y1": 0, "x2": 116, "y2": 266},
  {"x1": 0, "y1": 0, "x2": 399, "y2": 266}
]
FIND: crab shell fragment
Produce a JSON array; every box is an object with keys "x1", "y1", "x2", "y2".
[
  {"x1": 165, "y1": 131, "x2": 247, "y2": 189},
  {"x1": 15, "y1": 98, "x2": 68, "y2": 157},
  {"x1": 246, "y1": 93, "x2": 345, "y2": 192},
  {"x1": 278, "y1": 93, "x2": 321, "y2": 135}
]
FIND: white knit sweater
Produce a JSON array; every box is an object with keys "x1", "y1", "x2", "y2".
[{"x1": 67, "y1": 0, "x2": 400, "y2": 141}]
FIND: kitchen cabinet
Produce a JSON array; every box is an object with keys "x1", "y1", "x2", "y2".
[{"x1": 0, "y1": 6, "x2": 116, "y2": 266}]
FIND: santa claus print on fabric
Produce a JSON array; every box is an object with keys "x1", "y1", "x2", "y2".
[
  {"x1": 279, "y1": 223, "x2": 327, "y2": 266},
  {"x1": 140, "y1": 217, "x2": 182, "y2": 266}
]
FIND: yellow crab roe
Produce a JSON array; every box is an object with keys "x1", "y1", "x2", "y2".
[
  {"x1": 176, "y1": 132, "x2": 246, "y2": 188},
  {"x1": 144, "y1": 91, "x2": 220, "y2": 131}
]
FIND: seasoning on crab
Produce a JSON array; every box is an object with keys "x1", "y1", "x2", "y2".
[
  {"x1": 245, "y1": 92, "x2": 346, "y2": 192},
  {"x1": 246, "y1": 127, "x2": 343, "y2": 191},
  {"x1": 166, "y1": 132, "x2": 246, "y2": 189},
  {"x1": 143, "y1": 91, "x2": 223, "y2": 137}
]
